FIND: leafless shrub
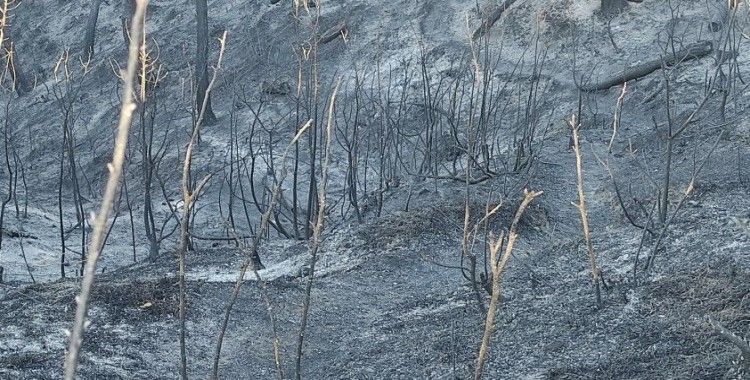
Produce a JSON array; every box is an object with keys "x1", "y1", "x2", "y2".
[
  {"x1": 176, "y1": 30, "x2": 227, "y2": 380},
  {"x1": 49, "y1": 51, "x2": 93, "y2": 278},
  {"x1": 211, "y1": 120, "x2": 312, "y2": 380},
  {"x1": 295, "y1": 81, "x2": 340, "y2": 380}
]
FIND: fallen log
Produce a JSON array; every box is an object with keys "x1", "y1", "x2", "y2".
[
  {"x1": 580, "y1": 40, "x2": 713, "y2": 92},
  {"x1": 319, "y1": 20, "x2": 347, "y2": 45},
  {"x1": 1, "y1": 228, "x2": 38, "y2": 240},
  {"x1": 471, "y1": 0, "x2": 518, "y2": 41}
]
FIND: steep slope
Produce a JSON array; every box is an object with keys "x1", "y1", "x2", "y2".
[{"x1": 0, "y1": 0, "x2": 749, "y2": 378}]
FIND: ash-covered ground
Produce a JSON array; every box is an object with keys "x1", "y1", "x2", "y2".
[{"x1": 1, "y1": 0, "x2": 750, "y2": 378}]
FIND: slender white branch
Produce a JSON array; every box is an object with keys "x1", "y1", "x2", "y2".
[{"x1": 63, "y1": 1, "x2": 149, "y2": 379}]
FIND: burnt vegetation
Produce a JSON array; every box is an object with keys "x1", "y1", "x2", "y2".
[{"x1": 0, "y1": 0, "x2": 749, "y2": 379}]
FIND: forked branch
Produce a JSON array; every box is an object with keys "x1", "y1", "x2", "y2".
[
  {"x1": 568, "y1": 114, "x2": 603, "y2": 307},
  {"x1": 475, "y1": 189, "x2": 542, "y2": 380}
]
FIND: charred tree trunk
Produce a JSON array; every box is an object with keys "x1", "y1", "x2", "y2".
[
  {"x1": 82, "y1": 0, "x2": 103, "y2": 60},
  {"x1": 195, "y1": 0, "x2": 216, "y2": 124}
]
